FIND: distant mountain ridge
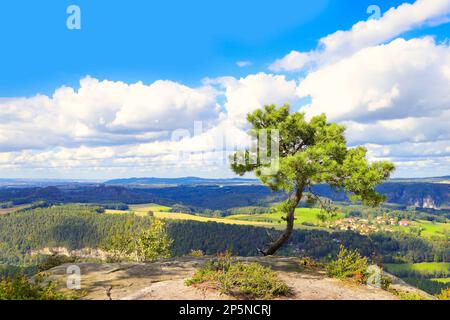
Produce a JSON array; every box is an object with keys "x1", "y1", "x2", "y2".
[
  {"x1": 0, "y1": 176, "x2": 449, "y2": 210},
  {"x1": 390, "y1": 176, "x2": 450, "y2": 183},
  {"x1": 1, "y1": 175, "x2": 448, "y2": 188},
  {"x1": 104, "y1": 176, "x2": 259, "y2": 186},
  {"x1": 101, "y1": 177, "x2": 450, "y2": 209},
  {"x1": 105, "y1": 175, "x2": 450, "y2": 186}
]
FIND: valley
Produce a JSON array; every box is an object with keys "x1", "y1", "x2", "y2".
[
  {"x1": 0, "y1": 180, "x2": 448, "y2": 298},
  {"x1": 104, "y1": 202, "x2": 449, "y2": 238}
]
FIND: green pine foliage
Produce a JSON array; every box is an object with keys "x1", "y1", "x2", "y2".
[
  {"x1": 101, "y1": 219, "x2": 172, "y2": 262},
  {"x1": 231, "y1": 104, "x2": 394, "y2": 255},
  {"x1": 436, "y1": 288, "x2": 450, "y2": 300},
  {"x1": 326, "y1": 245, "x2": 369, "y2": 281},
  {"x1": 0, "y1": 274, "x2": 66, "y2": 300}
]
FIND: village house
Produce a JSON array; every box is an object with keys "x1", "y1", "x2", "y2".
[{"x1": 399, "y1": 220, "x2": 410, "y2": 227}]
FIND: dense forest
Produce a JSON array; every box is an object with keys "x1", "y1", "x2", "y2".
[{"x1": 168, "y1": 221, "x2": 448, "y2": 263}]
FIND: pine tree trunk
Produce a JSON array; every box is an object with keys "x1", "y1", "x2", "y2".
[{"x1": 261, "y1": 187, "x2": 303, "y2": 256}]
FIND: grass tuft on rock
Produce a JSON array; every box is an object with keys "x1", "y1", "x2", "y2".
[{"x1": 185, "y1": 253, "x2": 290, "y2": 299}]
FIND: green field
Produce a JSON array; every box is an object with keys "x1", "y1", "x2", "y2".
[
  {"x1": 391, "y1": 219, "x2": 449, "y2": 238},
  {"x1": 228, "y1": 208, "x2": 344, "y2": 229},
  {"x1": 130, "y1": 203, "x2": 171, "y2": 213},
  {"x1": 384, "y1": 262, "x2": 450, "y2": 295},
  {"x1": 106, "y1": 203, "x2": 338, "y2": 229},
  {"x1": 106, "y1": 203, "x2": 274, "y2": 227},
  {"x1": 105, "y1": 203, "x2": 332, "y2": 230},
  {"x1": 431, "y1": 278, "x2": 450, "y2": 284},
  {"x1": 105, "y1": 203, "x2": 448, "y2": 237},
  {"x1": 416, "y1": 220, "x2": 449, "y2": 237},
  {"x1": 384, "y1": 262, "x2": 450, "y2": 277}
]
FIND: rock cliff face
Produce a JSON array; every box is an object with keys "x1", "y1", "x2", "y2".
[
  {"x1": 43, "y1": 256, "x2": 434, "y2": 300},
  {"x1": 379, "y1": 183, "x2": 450, "y2": 209},
  {"x1": 32, "y1": 247, "x2": 108, "y2": 260},
  {"x1": 420, "y1": 196, "x2": 438, "y2": 209},
  {"x1": 312, "y1": 182, "x2": 450, "y2": 209},
  {"x1": 376, "y1": 183, "x2": 449, "y2": 208}
]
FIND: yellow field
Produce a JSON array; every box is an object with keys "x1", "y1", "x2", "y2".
[
  {"x1": 105, "y1": 203, "x2": 275, "y2": 227},
  {"x1": 0, "y1": 204, "x2": 31, "y2": 215},
  {"x1": 105, "y1": 209, "x2": 134, "y2": 215},
  {"x1": 130, "y1": 203, "x2": 171, "y2": 212},
  {"x1": 152, "y1": 211, "x2": 273, "y2": 227},
  {"x1": 228, "y1": 208, "x2": 343, "y2": 229}
]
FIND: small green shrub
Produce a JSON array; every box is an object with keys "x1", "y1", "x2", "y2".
[
  {"x1": 136, "y1": 219, "x2": 173, "y2": 262},
  {"x1": 326, "y1": 245, "x2": 369, "y2": 282},
  {"x1": 37, "y1": 255, "x2": 78, "y2": 272},
  {"x1": 101, "y1": 219, "x2": 172, "y2": 262},
  {"x1": 186, "y1": 253, "x2": 290, "y2": 299},
  {"x1": 219, "y1": 262, "x2": 290, "y2": 299},
  {"x1": 188, "y1": 249, "x2": 205, "y2": 257},
  {"x1": 185, "y1": 251, "x2": 233, "y2": 286},
  {"x1": 390, "y1": 289, "x2": 426, "y2": 300},
  {"x1": 297, "y1": 256, "x2": 321, "y2": 269},
  {"x1": 0, "y1": 274, "x2": 66, "y2": 300},
  {"x1": 380, "y1": 275, "x2": 392, "y2": 290},
  {"x1": 366, "y1": 272, "x2": 392, "y2": 290}
]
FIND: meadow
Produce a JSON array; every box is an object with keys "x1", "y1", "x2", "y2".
[
  {"x1": 105, "y1": 203, "x2": 344, "y2": 230},
  {"x1": 391, "y1": 219, "x2": 449, "y2": 238},
  {"x1": 415, "y1": 220, "x2": 449, "y2": 237},
  {"x1": 105, "y1": 204, "x2": 341, "y2": 231},
  {"x1": 431, "y1": 278, "x2": 450, "y2": 283},
  {"x1": 105, "y1": 203, "x2": 449, "y2": 237},
  {"x1": 384, "y1": 262, "x2": 450, "y2": 295},
  {"x1": 384, "y1": 262, "x2": 450, "y2": 277},
  {"x1": 227, "y1": 208, "x2": 344, "y2": 228},
  {"x1": 106, "y1": 203, "x2": 275, "y2": 228}
]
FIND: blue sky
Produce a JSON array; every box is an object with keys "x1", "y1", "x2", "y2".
[
  {"x1": 1, "y1": 0, "x2": 420, "y2": 96},
  {"x1": 0, "y1": 0, "x2": 449, "y2": 179}
]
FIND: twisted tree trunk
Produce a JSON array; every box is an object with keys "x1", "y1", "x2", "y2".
[{"x1": 261, "y1": 187, "x2": 304, "y2": 256}]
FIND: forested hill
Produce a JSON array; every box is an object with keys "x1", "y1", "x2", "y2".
[
  {"x1": 103, "y1": 177, "x2": 450, "y2": 209},
  {"x1": 0, "y1": 185, "x2": 171, "y2": 206},
  {"x1": 1, "y1": 181, "x2": 449, "y2": 210}
]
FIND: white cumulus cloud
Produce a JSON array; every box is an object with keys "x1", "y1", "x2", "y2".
[
  {"x1": 0, "y1": 77, "x2": 220, "y2": 152},
  {"x1": 269, "y1": 0, "x2": 450, "y2": 72}
]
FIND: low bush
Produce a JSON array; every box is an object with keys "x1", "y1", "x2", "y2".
[
  {"x1": 326, "y1": 245, "x2": 369, "y2": 283},
  {"x1": 186, "y1": 253, "x2": 289, "y2": 299},
  {"x1": 37, "y1": 255, "x2": 78, "y2": 272},
  {"x1": 389, "y1": 289, "x2": 426, "y2": 300},
  {"x1": 0, "y1": 274, "x2": 66, "y2": 300},
  {"x1": 297, "y1": 256, "x2": 321, "y2": 269},
  {"x1": 100, "y1": 219, "x2": 172, "y2": 262},
  {"x1": 436, "y1": 288, "x2": 450, "y2": 300},
  {"x1": 188, "y1": 250, "x2": 205, "y2": 257}
]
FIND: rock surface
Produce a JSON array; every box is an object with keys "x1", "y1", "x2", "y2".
[{"x1": 44, "y1": 256, "x2": 434, "y2": 300}]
